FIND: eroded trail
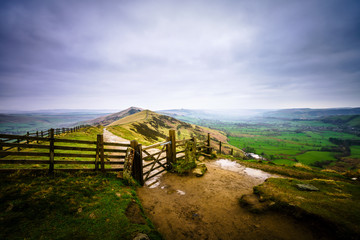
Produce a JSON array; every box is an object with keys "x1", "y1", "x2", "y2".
[{"x1": 137, "y1": 160, "x2": 318, "y2": 240}]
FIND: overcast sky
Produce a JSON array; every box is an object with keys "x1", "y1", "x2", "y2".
[{"x1": 0, "y1": 0, "x2": 359, "y2": 111}]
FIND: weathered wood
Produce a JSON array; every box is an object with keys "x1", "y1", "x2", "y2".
[
  {"x1": 143, "y1": 164, "x2": 163, "y2": 176},
  {"x1": 143, "y1": 150, "x2": 166, "y2": 159},
  {"x1": 55, "y1": 153, "x2": 97, "y2": 158},
  {"x1": 54, "y1": 139, "x2": 96, "y2": 144},
  {"x1": 104, "y1": 155, "x2": 125, "y2": 159},
  {"x1": 0, "y1": 151, "x2": 49, "y2": 157},
  {"x1": 146, "y1": 168, "x2": 166, "y2": 181},
  {"x1": 49, "y1": 129, "x2": 55, "y2": 173},
  {"x1": 131, "y1": 140, "x2": 144, "y2": 185},
  {"x1": 54, "y1": 160, "x2": 95, "y2": 164},
  {"x1": 169, "y1": 130, "x2": 176, "y2": 164},
  {"x1": 95, "y1": 134, "x2": 100, "y2": 170},
  {"x1": 231, "y1": 148, "x2": 234, "y2": 155},
  {"x1": 99, "y1": 134, "x2": 104, "y2": 172},
  {"x1": 219, "y1": 141, "x2": 222, "y2": 154},
  {"x1": 26, "y1": 132, "x2": 29, "y2": 144},
  {"x1": 207, "y1": 133, "x2": 211, "y2": 154},
  {"x1": 103, "y1": 149, "x2": 127, "y2": 153},
  {"x1": 106, "y1": 161, "x2": 125, "y2": 165},
  {"x1": 142, "y1": 141, "x2": 170, "y2": 150},
  {"x1": 0, "y1": 142, "x2": 49, "y2": 149},
  {"x1": 54, "y1": 146, "x2": 96, "y2": 151},
  {"x1": 0, "y1": 160, "x2": 50, "y2": 164},
  {"x1": 103, "y1": 142, "x2": 131, "y2": 147},
  {"x1": 0, "y1": 134, "x2": 49, "y2": 142}
]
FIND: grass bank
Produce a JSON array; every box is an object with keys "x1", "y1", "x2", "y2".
[
  {"x1": 0, "y1": 171, "x2": 162, "y2": 240},
  {"x1": 254, "y1": 178, "x2": 360, "y2": 239}
]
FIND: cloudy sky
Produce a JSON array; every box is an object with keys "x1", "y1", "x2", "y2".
[{"x1": 0, "y1": 0, "x2": 359, "y2": 111}]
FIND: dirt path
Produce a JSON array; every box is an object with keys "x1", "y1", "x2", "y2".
[{"x1": 137, "y1": 160, "x2": 320, "y2": 240}]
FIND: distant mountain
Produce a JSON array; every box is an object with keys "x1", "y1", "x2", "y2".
[
  {"x1": 107, "y1": 110, "x2": 244, "y2": 156},
  {"x1": 0, "y1": 112, "x2": 109, "y2": 134},
  {"x1": 82, "y1": 107, "x2": 143, "y2": 126},
  {"x1": 321, "y1": 115, "x2": 360, "y2": 128},
  {"x1": 262, "y1": 108, "x2": 360, "y2": 119},
  {"x1": 158, "y1": 109, "x2": 268, "y2": 121}
]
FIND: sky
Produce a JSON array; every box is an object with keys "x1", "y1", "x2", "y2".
[{"x1": 0, "y1": 0, "x2": 359, "y2": 111}]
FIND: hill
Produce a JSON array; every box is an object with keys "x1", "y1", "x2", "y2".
[
  {"x1": 0, "y1": 112, "x2": 108, "y2": 134},
  {"x1": 81, "y1": 107, "x2": 142, "y2": 126},
  {"x1": 263, "y1": 108, "x2": 360, "y2": 119},
  {"x1": 107, "y1": 110, "x2": 244, "y2": 157},
  {"x1": 321, "y1": 115, "x2": 360, "y2": 129}
]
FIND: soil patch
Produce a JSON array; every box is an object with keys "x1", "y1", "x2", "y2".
[{"x1": 137, "y1": 161, "x2": 326, "y2": 240}]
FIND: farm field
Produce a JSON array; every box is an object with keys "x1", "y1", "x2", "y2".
[{"x1": 176, "y1": 116, "x2": 360, "y2": 170}]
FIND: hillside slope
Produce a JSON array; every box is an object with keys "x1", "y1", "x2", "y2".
[
  {"x1": 82, "y1": 107, "x2": 142, "y2": 126},
  {"x1": 263, "y1": 108, "x2": 360, "y2": 119},
  {"x1": 321, "y1": 115, "x2": 360, "y2": 128},
  {"x1": 107, "y1": 110, "x2": 244, "y2": 157}
]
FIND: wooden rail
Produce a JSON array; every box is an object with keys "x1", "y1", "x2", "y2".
[
  {"x1": 1, "y1": 127, "x2": 241, "y2": 186},
  {"x1": 0, "y1": 130, "x2": 130, "y2": 174}
]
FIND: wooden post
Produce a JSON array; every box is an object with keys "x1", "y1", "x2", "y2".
[
  {"x1": 166, "y1": 137, "x2": 171, "y2": 167},
  {"x1": 99, "y1": 134, "x2": 104, "y2": 172},
  {"x1": 231, "y1": 148, "x2": 234, "y2": 155},
  {"x1": 17, "y1": 138, "x2": 20, "y2": 151},
  {"x1": 207, "y1": 133, "x2": 211, "y2": 154},
  {"x1": 219, "y1": 141, "x2": 222, "y2": 154},
  {"x1": 41, "y1": 131, "x2": 43, "y2": 138},
  {"x1": 192, "y1": 136, "x2": 197, "y2": 155},
  {"x1": 131, "y1": 140, "x2": 144, "y2": 185},
  {"x1": 49, "y1": 129, "x2": 55, "y2": 174},
  {"x1": 95, "y1": 134, "x2": 101, "y2": 171},
  {"x1": 169, "y1": 130, "x2": 176, "y2": 163},
  {"x1": 26, "y1": 132, "x2": 29, "y2": 144},
  {"x1": 36, "y1": 131, "x2": 39, "y2": 143}
]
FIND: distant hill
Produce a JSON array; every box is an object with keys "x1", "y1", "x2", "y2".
[
  {"x1": 107, "y1": 110, "x2": 244, "y2": 157},
  {"x1": 263, "y1": 108, "x2": 360, "y2": 119},
  {"x1": 321, "y1": 115, "x2": 360, "y2": 128},
  {"x1": 158, "y1": 109, "x2": 268, "y2": 121},
  {"x1": 0, "y1": 112, "x2": 108, "y2": 134},
  {"x1": 81, "y1": 107, "x2": 142, "y2": 126}
]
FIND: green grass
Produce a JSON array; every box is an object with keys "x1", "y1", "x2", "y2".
[
  {"x1": 0, "y1": 171, "x2": 162, "y2": 240},
  {"x1": 295, "y1": 151, "x2": 337, "y2": 165},
  {"x1": 254, "y1": 178, "x2": 360, "y2": 239}
]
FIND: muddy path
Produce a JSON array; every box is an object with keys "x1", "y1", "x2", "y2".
[{"x1": 137, "y1": 160, "x2": 320, "y2": 240}]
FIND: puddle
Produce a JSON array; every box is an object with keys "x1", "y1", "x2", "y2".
[{"x1": 214, "y1": 159, "x2": 274, "y2": 180}]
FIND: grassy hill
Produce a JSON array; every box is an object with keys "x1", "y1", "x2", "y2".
[
  {"x1": 107, "y1": 110, "x2": 244, "y2": 157},
  {"x1": 321, "y1": 115, "x2": 360, "y2": 128},
  {"x1": 82, "y1": 107, "x2": 142, "y2": 126}
]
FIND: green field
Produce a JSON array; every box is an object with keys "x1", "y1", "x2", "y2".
[{"x1": 178, "y1": 117, "x2": 360, "y2": 170}]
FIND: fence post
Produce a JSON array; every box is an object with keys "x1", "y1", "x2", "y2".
[
  {"x1": 41, "y1": 131, "x2": 43, "y2": 138},
  {"x1": 207, "y1": 133, "x2": 211, "y2": 154},
  {"x1": 219, "y1": 141, "x2": 222, "y2": 154},
  {"x1": 99, "y1": 134, "x2": 104, "y2": 172},
  {"x1": 192, "y1": 136, "x2": 197, "y2": 155},
  {"x1": 166, "y1": 136, "x2": 171, "y2": 167},
  {"x1": 36, "y1": 131, "x2": 39, "y2": 143},
  {"x1": 17, "y1": 138, "x2": 20, "y2": 151},
  {"x1": 231, "y1": 148, "x2": 234, "y2": 155},
  {"x1": 49, "y1": 129, "x2": 55, "y2": 174},
  {"x1": 169, "y1": 130, "x2": 176, "y2": 164},
  {"x1": 131, "y1": 140, "x2": 144, "y2": 185},
  {"x1": 95, "y1": 134, "x2": 101, "y2": 171},
  {"x1": 26, "y1": 132, "x2": 29, "y2": 144}
]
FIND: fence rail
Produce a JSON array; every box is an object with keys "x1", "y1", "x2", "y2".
[
  {"x1": 1, "y1": 127, "x2": 241, "y2": 186},
  {"x1": 0, "y1": 129, "x2": 130, "y2": 173}
]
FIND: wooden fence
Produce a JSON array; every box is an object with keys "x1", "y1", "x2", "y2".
[
  {"x1": 0, "y1": 128, "x2": 230, "y2": 185},
  {"x1": 1, "y1": 125, "x2": 87, "y2": 152},
  {"x1": 0, "y1": 128, "x2": 129, "y2": 173}
]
